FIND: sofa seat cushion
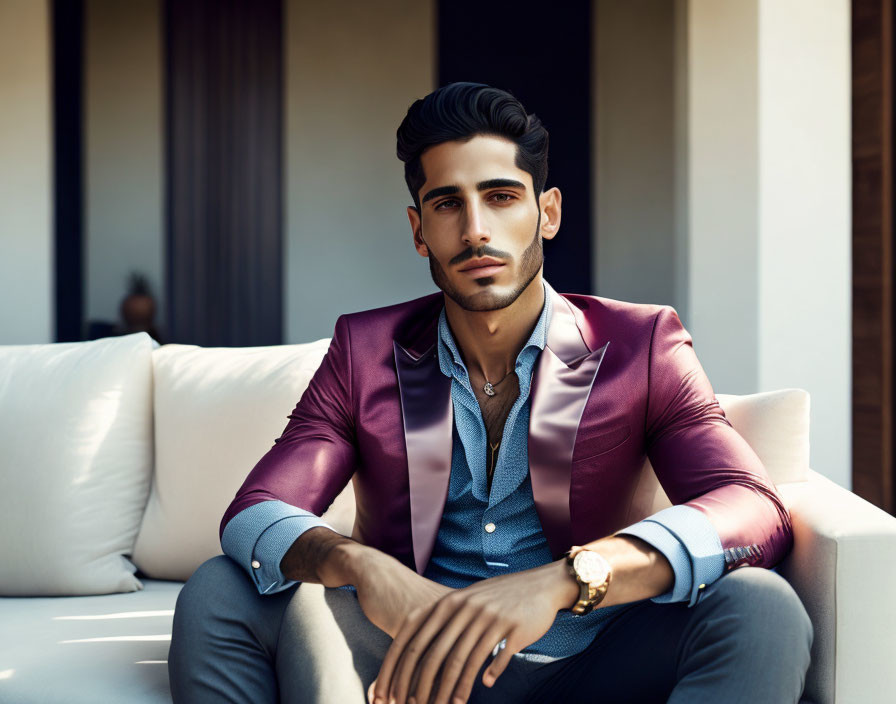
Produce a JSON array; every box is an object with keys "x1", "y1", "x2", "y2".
[{"x1": 0, "y1": 578, "x2": 182, "y2": 703}]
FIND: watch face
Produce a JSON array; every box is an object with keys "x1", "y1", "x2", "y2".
[{"x1": 574, "y1": 550, "x2": 610, "y2": 585}]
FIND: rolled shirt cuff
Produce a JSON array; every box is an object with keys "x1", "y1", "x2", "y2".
[
  {"x1": 220, "y1": 499, "x2": 335, "y2": 595},
  {"x1": 615, "y1": 504, "x2": 725, "y2": 608}
]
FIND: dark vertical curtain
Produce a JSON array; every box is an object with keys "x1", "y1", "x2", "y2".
[
  {"x1": 165, "y1": 0, "x2": 283, "y2": 346},
  {"x1": 437, "y1": 0, "x2": 593, "y2": 295}
]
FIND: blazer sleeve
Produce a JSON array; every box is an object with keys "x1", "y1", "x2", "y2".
[
  {"x1": 643, "y1": 306, "x2": 794, "y2": 581},
  {"x1": 219, "y1": 313, "x2": 358, "y2": 542}
]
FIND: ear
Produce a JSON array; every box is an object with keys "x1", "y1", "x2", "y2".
[
  {"x1": 407, "y1": 206, "x2": 428, "y2": 257},
  {"x1": 538, "y1": 187, "x2": 562, "y2": 241}
]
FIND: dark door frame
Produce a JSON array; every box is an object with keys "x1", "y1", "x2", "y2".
[
  {"x1": 852, "y1": 0, "x2": 895, "y2": 513},
  {"x1": 52, "y1": 0, "x2": 85, "y2": 343}
]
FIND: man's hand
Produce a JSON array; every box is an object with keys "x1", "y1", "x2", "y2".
[
  {"x1": 369, "y1": 558, "x2": 575, "y2": 704},
  {"x1": 352, "y1": 549, "x2": 454, "y2": 639}
]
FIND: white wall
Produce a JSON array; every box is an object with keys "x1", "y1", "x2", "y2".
[
  {"x1": 85, "y1": 0, "x2": 164, "y2": 332},
  {"x1": 684, "y1": 0, "x2": 851, "y2": 487},
  {"x1": 0, "y1": 0, "x2": 53, "y2": 344},
  {"x1": 685, "y1": 0, "x2": 761, "y2": 394},
  {"x1": 284, "y1": 0, "x2": 436, "y2": 343},
  {"x1": 756, "y1": 0, "x2": 852, "y2": 488}
]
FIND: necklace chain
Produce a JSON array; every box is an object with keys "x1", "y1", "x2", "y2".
[
  {"x1": 482, "y1": 368, "x2": 515, "y2": 397},
  {"x1": 488, "y1": 440, "x2": 500, "y2": 485}
]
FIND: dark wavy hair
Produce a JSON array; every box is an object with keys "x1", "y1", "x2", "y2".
[{"x1": 396, "y1": 82, "x2": 549, "y2": 211}]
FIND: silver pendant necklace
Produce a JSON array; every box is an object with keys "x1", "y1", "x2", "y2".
[{"x1": 482, "y1": 368, "x2": 515, "y2": 397}]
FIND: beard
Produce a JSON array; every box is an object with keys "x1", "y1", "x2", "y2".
[{"x1": 423, "y1": 211, "x2": 543, "y2": 313}]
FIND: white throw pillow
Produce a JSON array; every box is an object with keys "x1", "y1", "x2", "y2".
[
  {"x1": 132, "y1": 338, "x2": 341, "y2": 582},
  {"x1": 0, "y1": 332, "x2": 156, "y2": 595}
]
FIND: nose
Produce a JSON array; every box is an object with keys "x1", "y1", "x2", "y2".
[{"x1": 461, "y1": 199, "x2": 490, "y2": 246}]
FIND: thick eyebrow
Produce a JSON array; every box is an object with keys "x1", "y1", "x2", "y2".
[
  {"x1": 420, "y1": 178, "x2": 527, "y2": 205},
  {"x1": 478, "y1": 178, "x2": 526, "y2": 192}
]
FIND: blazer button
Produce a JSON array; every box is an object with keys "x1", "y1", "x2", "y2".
[
  {"x1": 251, "y1": 560, "x2": 261, "y2": 569},
  {"x1": 484, "y1": 522, "x2": 496, "y2": 533}
]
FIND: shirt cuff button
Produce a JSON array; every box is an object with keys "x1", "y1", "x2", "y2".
[{"x1": 251, "y1": 560, "x2": 261, "y2": 569}]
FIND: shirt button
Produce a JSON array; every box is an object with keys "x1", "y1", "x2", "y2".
[
  {"x1": 698, "y1": 583, "x2": 706, "y2": 590},
  {"x1": 484, "y1": 522, "x2": 496, "y2": 533},
  {"x1": 251, "y1": 560, "x2": 261, "y2": 569}
]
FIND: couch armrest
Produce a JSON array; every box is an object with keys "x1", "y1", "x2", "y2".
[{"x1": 776, "y1": 469, "x2": 896, "y2": 704}]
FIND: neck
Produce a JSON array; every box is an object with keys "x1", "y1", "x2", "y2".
[{"x1": 443, "y1": 275, "x2": 545, "y2": 383}]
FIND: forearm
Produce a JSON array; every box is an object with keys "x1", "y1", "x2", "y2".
[
  {"x1": 279, "y1": 525, "x2": 376, "y2": 587},
  {"x1": 541, "y1": 535, "x2": 675, "y2": 611}
]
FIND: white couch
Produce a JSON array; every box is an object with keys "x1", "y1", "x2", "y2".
[{"x1": 1, "y1": 332, "x2": 894, "y2": 704}]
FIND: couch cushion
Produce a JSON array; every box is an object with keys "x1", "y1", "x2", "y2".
[
  {"x1": 132, "y1": 339, "x2": 333, "y2": 582},
  {"x1": 0, "y1": 332, "x2": 156, "y2": 596},
  {"x1": 0, "y1": 577, "x2": 181, "y2": 703}
]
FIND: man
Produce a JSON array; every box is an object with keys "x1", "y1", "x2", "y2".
[{"x1": 169, "y1": 82, "x2": 813, "y2": 704}]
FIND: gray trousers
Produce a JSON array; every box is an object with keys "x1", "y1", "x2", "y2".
[{"x1": 169, "y1": 555, "x2": 813, "y2": 703}]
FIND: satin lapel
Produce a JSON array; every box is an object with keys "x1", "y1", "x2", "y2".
[
  {"x1": 393, "y1": 338, "x2": 453, "y2": 574},
  {"x1": 529, "y1": 281, "x2": 610, "y2": 559}
]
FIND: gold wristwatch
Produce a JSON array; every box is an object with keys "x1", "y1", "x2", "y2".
[{"x1": 564, "y1": 546, "x2": 613, "y2": 615}]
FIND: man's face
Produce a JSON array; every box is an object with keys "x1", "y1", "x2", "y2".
[{"x1": 407, "y1": 134, "x2": 559, "y2": 312}]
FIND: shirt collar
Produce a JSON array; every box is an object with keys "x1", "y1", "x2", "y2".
[{"x1": 436, "y1": 278, "x2": 553, "y2": 380}]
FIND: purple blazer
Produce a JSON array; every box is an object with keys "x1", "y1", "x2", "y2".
[{"x1": 220, "y1": 280, "x2": 793, "y2": 577}]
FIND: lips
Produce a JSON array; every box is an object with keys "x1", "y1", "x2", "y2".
[
  {"x1": 460, "y1": 263, "x2": 505, "y2": 277},
  {"x1": 459, "y1": 258, "x2": 504, "y2": 272}
]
